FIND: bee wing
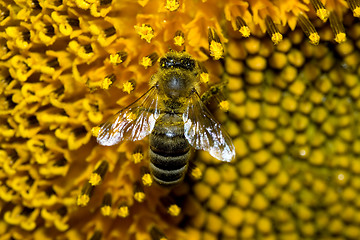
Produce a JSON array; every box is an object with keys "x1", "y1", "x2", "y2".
[
  {"x1": 97, "y1": 86, "x2": 160, "y2": 146},
  {"x1": 183, "y1": 91, "x2": 235, "y2": 162}
]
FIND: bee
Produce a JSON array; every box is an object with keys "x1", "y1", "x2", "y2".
[{"x1": 96, "y1": 51, "x2": 235, "y2": 186}]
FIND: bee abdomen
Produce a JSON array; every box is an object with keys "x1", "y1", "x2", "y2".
[
  {"x1": 149, "y1": 113, "x2": 191, "y2": 186},
  {"x1": 149, "y1": 151, "x2": 190, "y2": 186}
]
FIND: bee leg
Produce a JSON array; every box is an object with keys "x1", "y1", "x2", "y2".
[{"x1": 200, "y1": 81, "x2": 228, "y2": 105}]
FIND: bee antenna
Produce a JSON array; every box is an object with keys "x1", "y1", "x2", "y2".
[{"x1": 182, "y1": 45, "x2": 186, "y2": 52}]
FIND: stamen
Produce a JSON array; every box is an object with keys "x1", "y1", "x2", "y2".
[
  {"x1": 110, "y1": 51, "x2": 128, "y2": 65},
  {"x1": 77, "y1": 182, "x2": 94, "y2": 206},
  {"x1": 141, "y1": 166, "x2": 153, "y2": 186},
  {"x1": 100, "y1": 0, "x2": 112, "y2": 5},
  {"x1": 297, "y1": 14, "x2": 320, "y2": 45},
  {"x1": 91, "y1": 126, "x2": 100, "y2": 137},
  {"x1": 190, "y1": 166, "x2": 202, "y2": 180},
  {"x1": 118, "y1": 202, "x2": 129, "y2": 217},
  {"x1": 22, "y1": 31, "x2": 31, "y2": 42},
  {"x1": 347, "y1": 0, "x2": 360, "y2": 17},
  {"x1": 265, "y1": 16, "x2": 282, "y2": 45},
  {"x1": 89, "y1": 160, "x2": 109, "y2": 186},
  {"x1": 27, "y1": 115, "x2": 39, "y2": 126},
  {"x1": 0, "y1": 6, "x2": 10, "y2": 21},
  {"x1": 198, "y1": 63, "x2": 209, "y2": 84},
  {"x1": 132, "y1": 149, "x2": 143, "y2": 164},
  {"x1": 73, "y1": 126, "x2": 87, "y2": 137},
  {"x1": 329, "y1": 11, "x2": 346, "y2": 43},
  {"x1": 165, "y1": 0, "x2": 180, "y2": 11},
  {"x1": 54, "y1": 157, "x2": 67, "y2": 166},
  {"x1": 66, "y1": 18, "x2": 80, "y2": 27},
  {"x1": 32, "y1": 0, "x2": 42, "y2": 10},
  {"x1": 150, "y1": 226, "x2": 168, "y2": 240},
  {"x1": 134, "y1": 24, "x2": 154, "y2": 43},
  {"x1": 122, "y1": 79, "x2": 135, "y2": 94},
  {"x1": 219, "y1": 100, "x2": 230, "y2": 112},
  {"x1": 310, "y1": 0, "x2": 329, "y2": 21},
  {"x1": 208, "y1": 28, "x2": 224, "y2": 60},
  {"x1": 90, "y1": 231, "x2": 102, "y2": 240},
  {"x1": 235, "y1": 16, "x2": 250, "y2": 37},
  {"x1": 161, "y1": 197, "x2": 181, "y2": 216},
  {"x1": 45, "y1": 25, "x2": 55, "y2": 36},
  {"x1": 83, "y1": 44, "x2": 93, "y2": 54},
  {"x1": 101, "y1": 73, "x2": 116, "y2": 89},
  {"x1": 104, "y1": 26, "x2": 116, "y2": 37},
  {"x1": 174, "y1": 30, "x2": 185, "y2": 46},
  {"x1": 45, "y1": 187, "x2": 56, "y2": 197},
  {"x1": 56, "y1": 206, "x2": 67, "y2": 217},
  {"x1": 101, "y1": 193, "x2": 112, "y2": 216},
  {"x1": 141, "y1": 52, "x2": 159, "y2": 68},
  {"x1": 47, "y1": 58, "x2": 60, "y2": 68},
  {"x1": 133, "y1": 181, "x2": 145, "y2": 202}
]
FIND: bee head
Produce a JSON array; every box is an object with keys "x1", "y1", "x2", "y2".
[{"x1": 160, "y1": 56, "x2": 195, "y2": 71}]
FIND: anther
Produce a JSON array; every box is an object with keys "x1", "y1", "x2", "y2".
[
  {"x1": 165, "y1": 0, "x2": 180, "y2": 11},
  {"x1": 134, "y1": 24, "x2": 154, "y2": 43},
  {"x1": 0, "y1": 7, "x2": 10, "y2": 21},
  {"x1": 22, "y1": 31, "x2": 31, "y2": 42},
  {"x1": 198, "y1": 63, "x2": 209, "y2": 84},
  {"x1": 31, "y1": 0, "x2": 42, "y2": 10},
  {"x1": 89, "y1": 160, "x2": 109, "y2": 186},
  {"x1": 265, "y1": 16, "x2": 282, "y2": 45},
  {"x1": 297, "y1": 14, "x2": 320, "y2": 45},
  {"x1": 100, "y1": 0, "x2": 112, "y2": 5},
  {"x1": 208, "y1": 28, "x2": 224, "y2": 60},
  {"x1": 110, "y1": 51, "x2": 128, "y2": 65},
  {"x1": 122, "y1": 79, "x2": 135, "y2": 94},
  {"x1": 56, "y1": 206, "x2": 67, "y2": 217},
  {"x1": 73, "y1": 126, "x2": 87, "y2": 137},
  {"x1": 346, "y1": 0, "x2": 360, "y2": 17},
  {"x1": 160, "y1": 197, "x2": 181, "y2": 217},
  {"x1": 190, "y1": 166, "x2": 202, "y2": 180},
  {"x1": 174, "y1": 30, "x2": 185, "y2": 46},
  {"x1": 104, "y1": 26, "x2": 116, "y2": 37},
  {"x1": 141, "y1": 166, "x2": 153, "y2": 187},
  {"x1": 83, "y1": 44, "x2": 93, "y2": 54},
  {"x1": 118, "y1": 202, "x2": 129, "y2": 217},
  {"x1": 67, "y1": 18, "x2": 80, "y2": 27},
  {"x1": 132, "y1": 148, "x2": 143, "y2": 164},
  {"x1": 54, "y1": 157, "x2": 67, "y2": 166},
  {"x1": 77, "y1": 182, "x2": 94, "y2": 206},
  {"x1": 133, "y1": 181, "x2": 145, "y2": 202},
  {"x1": 90, "y1": 231, "x2": 102, "y2": 240},
  {"x1": 45, "y1": 25, "x2": 55, "y2": 36},
  {"x1": 310, "y1": 0, "x2": 329, "y2": 21},
  {"x1": 235, "y1": 16, "x2": 250, "y2": 37},
  {"x1": 101, "y1": 73, "x2": 116, "y2": 89},
  {"x1": 47, "y1": 58, "x2": 60, "y2": 68},
  {"x1": 141, "y1": 52, "x2": 159, "y2": 68},
  {"x1": 150, "y1": 226, "x2": 168, "y2": 240},
  {"x1": 329, "y1": 11, "x2": 346, "y2": 43},
  {"x1": 45, "y1": 187, "x2": 56, "y2": 197},
  {"x1": 101, "y1": 193, "x2": 112, "y2": 216}
]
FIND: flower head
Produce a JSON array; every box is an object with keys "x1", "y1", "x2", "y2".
[{"x1": 1, "y1": 0, "x2": 360, "y2": 239}]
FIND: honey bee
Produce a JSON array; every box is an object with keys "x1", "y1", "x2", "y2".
[{"x1": 97, "y1": 51, "x2": 235, "y2": 186}]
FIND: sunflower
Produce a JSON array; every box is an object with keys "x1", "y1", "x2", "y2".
[{"x1": 1, "y1": 0, "x2": 360, "y2": 239}]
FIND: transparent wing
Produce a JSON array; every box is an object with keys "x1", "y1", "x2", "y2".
[
  {"x1": 97, "y1": 86, "x2": 160, "y2": 146},
  {"x1": 183, "y1": 90, "x2": 235, "y2": 162}
]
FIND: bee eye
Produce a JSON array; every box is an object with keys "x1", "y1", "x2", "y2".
[
  {"x1": 180, "y1": 58, "x2": 195, "y2": 70},
  {"x1": 188, "y1": 59, "x2": 195, "y2": 69},
  {"x1": 160, "y1": 58, "x2": 166, "y2": 68}
]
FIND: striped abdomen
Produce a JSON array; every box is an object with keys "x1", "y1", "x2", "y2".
[{"x1": 149, "y1": 113, "x2": 191, "y2": 186}]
